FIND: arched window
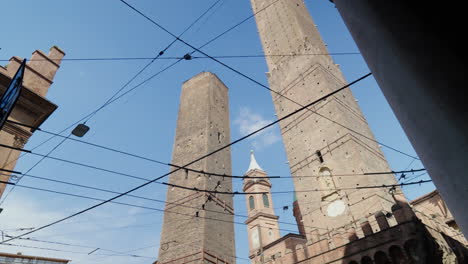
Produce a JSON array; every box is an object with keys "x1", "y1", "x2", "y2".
[
  {"x1": 263, "y1": 193, "x2": 270, "y2": 208},
  {"x1": 249, "y1": 196, "x2": 255, "y2": 210},
  {"x1": 374, "y1": 251, "x2": 391, "y2": 264},
  {"x1": 404, "y1": 239, "x2": 424, "y2": 262},
  {"x1": 389, "y1": 245, "x2": 406, "y2": 264},
  {"x1": 360, "y1": 256, "x2": 372, "y2": 264}
]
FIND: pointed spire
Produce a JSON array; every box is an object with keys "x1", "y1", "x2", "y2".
[{"x1": 247, "y1": 150, "x2": 264, "y2": 173}]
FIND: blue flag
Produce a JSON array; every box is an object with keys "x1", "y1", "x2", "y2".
[{"x1": 0, "y1": 59, "x2": 26, "y2": 130}]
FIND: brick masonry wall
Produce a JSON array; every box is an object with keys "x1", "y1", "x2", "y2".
[
  {"x1": 250, "y1": 0, "x2": 402, "y2": 240},
  {"x1": 157, "y1": 72, "x2": 235, "y2": 264},
  {"x1": 0, "y1": 46, "x2": 63, "y2": 199}
]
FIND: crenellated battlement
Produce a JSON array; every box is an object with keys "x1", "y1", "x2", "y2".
[{"x1": 0, "y1": 46, "x2": 65, "y2": 97}]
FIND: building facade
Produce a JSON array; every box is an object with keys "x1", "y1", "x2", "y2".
[
  {"x1": 243, "y1": 154, "x2": 468, "y2": 264},
  {"x1": 157, "y1": 72, "x2": 236, "y2": 264},
  {"x1": 0, "y1": 252, "x2": 70, "y2": 264},
  {"x1": 410, "y1": 191, "x2": 467, "y2": 245},
  {"x1": 0, "y1": 46, "x2": 65, "y2": 199},
  {"x1": 246, "y1": 0, "x2": 468, "y2": 263}
]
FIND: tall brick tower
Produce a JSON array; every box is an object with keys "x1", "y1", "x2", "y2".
[
  {"x1": 0, "y1": 46, "x2": 65, "y2": 199},
  {"x1": 250, "y1": 0, "x2": 405, "y2": 241},
  {"x1": 157, "y1": 72, "x2": 236, "y2": 264}
]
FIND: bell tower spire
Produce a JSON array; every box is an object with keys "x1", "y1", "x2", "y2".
[
  {"x1": 243, "y1": 151, "x2": 280, "y2": 258},
  {"x1": 247, "y1": 150, "x2": 264, "y2": 172}
]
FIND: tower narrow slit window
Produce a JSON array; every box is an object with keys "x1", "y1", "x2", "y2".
[
  {"x1": 316, "y1": 150, "x2": 324, "y2": 163},
  {"x1": 263, "y1": 193, "x2": 270, "y2": 208}
]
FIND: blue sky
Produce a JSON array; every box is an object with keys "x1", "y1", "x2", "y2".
[{"x1": 0, "y1": 0, "x2": 434, "y2": 263}]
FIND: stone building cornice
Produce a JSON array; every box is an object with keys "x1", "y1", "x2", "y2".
[
  {"x1": 249, "y1": 233, "x2": 307, "y2": 259},
  {"x1": 410, "y1": 190, "x2": 439, "y2": 205},
  {"x1": 244, "y1": 212, "x2": 279, "y2": 225},
  {"x1": 243, "y1": 178, "x2": 272, "y2": 192},
  {"x1": 0, "y1": 72, "x2": 57, "y2": 131},
  {"x1": 2, "y1": 121, "x2": 32, "y2": 141}
]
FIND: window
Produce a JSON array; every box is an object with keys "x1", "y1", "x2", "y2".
[
  {"x1": 263, "y1": 193, "x2": 270, "y2": 208},
  {"x1": 249, "y1": 196, "x2": 255, "y2": 210},
  {"x1": 316, "y1": 150, "x2": 324, "y2": 163}
]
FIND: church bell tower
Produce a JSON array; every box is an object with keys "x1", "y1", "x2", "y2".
[{"x1": 243, "y1": 151, "x2": 281, "y2": 259}]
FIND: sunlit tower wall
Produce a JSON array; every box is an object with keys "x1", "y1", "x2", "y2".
[
  {"x1": 0, "y1": 46, "x2": 64, "y2": 199},
  {"x1": 250, "y1": 0, "x2": 407, "y2": 241},
  {"x1": 157, "y1": 72, "x2": 236, "y2": 264}
]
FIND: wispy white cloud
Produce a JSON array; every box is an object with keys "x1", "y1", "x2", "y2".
[
  {"x1": 0, "y1": 194, "x2": 158, "y2": 264},
  {"x1": 233, "y1": 107, "x2": 280, "y2": 150}
]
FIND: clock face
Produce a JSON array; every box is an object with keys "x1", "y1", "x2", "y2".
[
  {"x1": 326, "y1": 200, "x2": 346, "y2": 217},
  {"x1": 251, "y1": 228, "x2": 260, "y2": 249}
]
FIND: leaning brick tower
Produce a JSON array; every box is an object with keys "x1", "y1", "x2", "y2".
[
  {"x1": 250, "y1": 0, "x2": 407, "y2": 242},
  {"x1": 157, "y1": 72, "x2": 236, "y2": 264}
]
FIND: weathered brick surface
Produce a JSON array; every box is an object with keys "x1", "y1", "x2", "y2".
[
  {"x1": 250, "y1": 0, "x2": 399, "y2": 239},
  {"x1": 0, "y1": 46, "x2": 63, "y2": 198},
  {"x1": 244, "y1": 1, "x2": 468, "y2": 263},
  {"x1": 158, "y1": 72, "x2": 235, "y2": 264}
]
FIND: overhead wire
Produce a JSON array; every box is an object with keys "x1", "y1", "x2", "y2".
[
  {"x1": 117, "y1": 5, "x2": 427, "y2": 237},
  {"x1": 0, "y1": 0, "x2": 420, "y2": 251},
  {"x1": 2, "y1": 109, "x2": 428, "y2": 256},
  {"x1": 263, "y1": 180, "x2": 433, "y2": 194},
  {"x1": 0, "y1": 0, "x2": 223, "y2": 205},
  {"x1": 0, "y1": 52, "x2": 361, "y2": 63},
  {"x1": 2, "y1": 0, "x2": 277, "y2": 211},
  {"x1": 184, "y1": 0, "x2": 227, "y2": 37},
  {"x1": 0, "y1": 242, "x2": 95, "y2": 256},
  {"x1": 0, "y1": 142, "x2": 277, "y2": 184},
  {"x1": 0, "y1": 59, "x2": 183, "y2": 205},
  {"x1": 4, "y1": 121, "x2": 426, "y2": 180},
  {"x1": 0, "y1": 86, "x2": 425, "y2": 198},
  {"x1": 194, "y1": 0, "x2": 282, "y2": 51},
  {"x1": 193, "y1": 53, "x2": 361, "y2": 59},
  {"x1": 5, "y1": 180, "x2": 305, "y2": 235},
  {"x1": 0, "y1": 170, "x2": 431, "y2": 234},
  {"x1": 3, "y1": 0, "x2": 409, "y2": 202},
  {"x1": 0, "y1": 173, "x2": 379, "y2": 236},
  {"x1": 403, "y1": 172, "x2": 429, "y2": 184},
  {"x1": 6, "y1": 0, "x2": 417, "y2": 211},
  {"x1": 2, "y1": 0, "x2": 415, "y2": 207},
  {"x1": 32, "y1": 220, "x2": 163, "y2": 240},
  {"x1": 0, "y1": 72, "x2": 373, "y2": 245},
  {"x1": 2, "y1": 138, "x2": 426, "y2": 199},
  {"x1": 0, "y1": 242, "x2": 154, "y2": 259},
  {"x1": 8, "y1": 182, "x2": 432, "y2": 260},
  {"x1": 120, "y1": 0, "x2": 419, "y2": 162},
  {"x1": 83, "y1": 0, "x2": 223, "y2": 124},
  {"x1": 75, "y1": 243, "x2": 159, "y2": 263},
  {"x1": 1, "y1": 234, "x2": 154, "y2": 259},
  {"x1": 0, "y1": 173, "x2": 383, "y2": 236},
  {"x1": 0, "y1": 57, "x2": 182, "y2": 62}
]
